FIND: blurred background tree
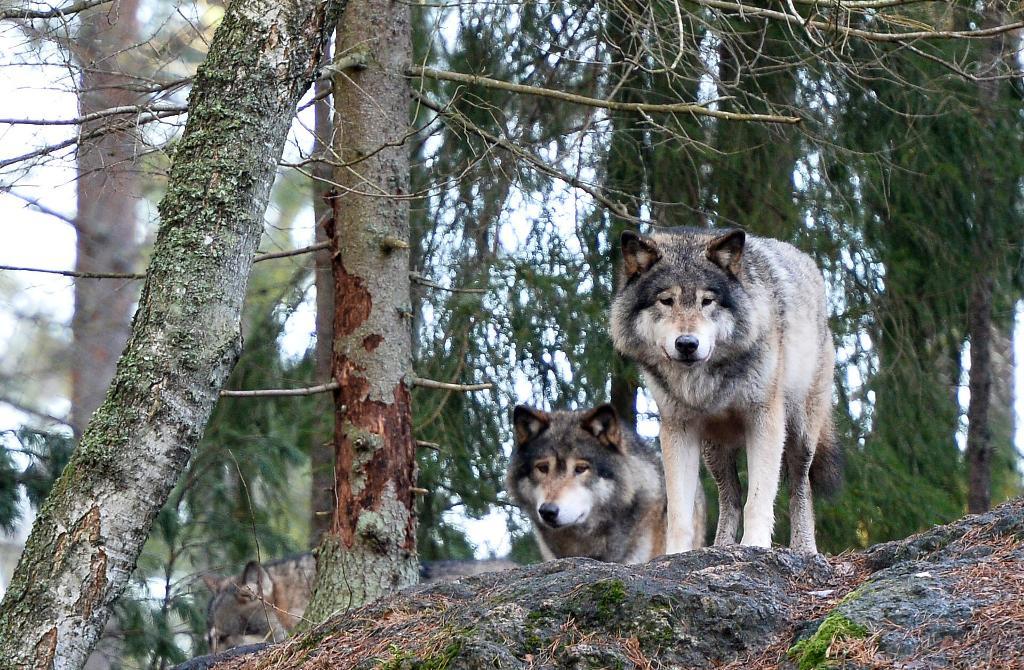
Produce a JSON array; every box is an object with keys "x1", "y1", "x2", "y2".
[{"x1": 1, "y1": 0, "x2": 1022, "y2": 664}]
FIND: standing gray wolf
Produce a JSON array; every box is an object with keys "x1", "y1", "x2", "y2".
[
  {"x1": 507, "y1": 403, "x2": 705, "y2": 564},
  {"x1": 610, "y1": 227, "x2": 841, "y2": 554},
  {"x1": 203, "y1": 554, "x2": 515, "y2": 651}
]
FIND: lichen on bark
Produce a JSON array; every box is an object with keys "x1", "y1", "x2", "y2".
[{"x1": 0, "y1": 0, "x2": 344, "y2": 665}]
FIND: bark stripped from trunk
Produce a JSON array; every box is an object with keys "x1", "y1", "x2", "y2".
[
  {"x1": 71, "y1": 0, "x2": 143, "y2": 442},
  {"x1": 0, "y1": 0, "x2": 341, "y2": 664},
  {"x1": 303, "y1": 0, "x2": 417, "y2": 620}
]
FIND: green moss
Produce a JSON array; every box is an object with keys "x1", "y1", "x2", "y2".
[
  {"x1": 376, "y1": 638, "x2": 464, "y2": 670},
  {"x1": 787, "y1": 612, "x2": 868, "y2": 670},
  {"x1": 587, "y1": 578, "x2": 628, "y2": 620}
]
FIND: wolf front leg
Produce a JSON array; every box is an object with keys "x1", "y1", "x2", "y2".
[
  {"x1": 660, "y1": 422, "x2": 703, "y2": 553},
  {"x1": 702, "y1": 441, "x2": 741, "y2": 545},
  {"x1": 741, "y1": 397, "x2": 786, "y2": 548}
]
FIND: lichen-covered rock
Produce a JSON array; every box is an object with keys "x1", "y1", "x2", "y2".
[{"x1": 182, "y1": 497, "x2": 1024, "y2": 670}]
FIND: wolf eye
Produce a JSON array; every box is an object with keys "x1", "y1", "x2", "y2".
[
  {"x1": 701, "y1": 296, "x2": 715, "y2": 307},
  {"x1": 574, "y1": 463, "x2": 590, "y2": 475},
  {"x1": 659, "y1": 297, "x2": 674, "y2": 307},
  {"x1": 535, "y1": 462, "x2": 549, "y2": 475}
]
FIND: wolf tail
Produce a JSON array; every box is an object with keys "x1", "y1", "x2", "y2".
[{"x1": 809, "y1": 423, "x2": 843, "y2": 498}]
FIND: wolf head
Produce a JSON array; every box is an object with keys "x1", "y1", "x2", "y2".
[
  {"x1": 611, "y1": 227, "x2": 748, "y2": 368},
  {"x1": 203, "y1": 562, "x2": 284, "y2": 653},
  {"x1": 506, "y1": 404, "x2": 638, "y2": 533}
]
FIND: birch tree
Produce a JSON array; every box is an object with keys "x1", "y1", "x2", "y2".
[{"x1": 0, "y1": 0, "x2": 343, "y2": 664}]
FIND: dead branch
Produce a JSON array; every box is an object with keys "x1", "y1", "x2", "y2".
[
  {"x1": 694, "y1": 0, "x2": 1024, "y2": 44},
  {"x1": 0, "y1": 243, "x2": 334, "y2": 281},
  {"x1": 411, "y1": 377, "x2": 493, "y2": 392},
  {"x1": 0, "y1": 0, "x2": 111, "y2": 20},
  {"x1": 219, "y1": 381, "x2": 340, "y2": 397},
  {"x1": 0, "y1": 104, "x2": 186, "y2": 127},
  {"x1": 410, "y1": 271, "x2": 487, "y2": 294},
  {"x1": 407, "y1": 66, "x2": 803, "y2": 124},
  {"x1": 411, "y1": 89, "x2": 638, "y2": 222}
]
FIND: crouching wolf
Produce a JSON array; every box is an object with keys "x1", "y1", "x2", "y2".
[
  {"x1": 202, "y1": 553, "x2": 315, "y2": 653},
  {"x1": 203, "y1": 554, "x2": 516, "y2": 652},
  {"x1": 610, "y1": 227, "x2": 841, "y2": 554},
  {"x1": 507, "y1": 403, "x2": 705, "y2": 564}
]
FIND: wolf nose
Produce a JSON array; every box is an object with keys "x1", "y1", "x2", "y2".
[
  {"x1": 675, "y1": 335, "x2": 699, "y2": 355},
  {"x1": 538, "y1": 503, "x2": 559, "y2": 525}
]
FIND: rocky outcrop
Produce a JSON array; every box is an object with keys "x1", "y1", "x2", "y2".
[{"x1": 187, "y1": 497, "x2": 1024, "y2": 669}]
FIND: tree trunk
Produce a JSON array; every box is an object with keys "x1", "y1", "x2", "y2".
[
  {"x1": 303, "y1": 0, "x2": 417, "y2": 619},
  {"x1": 966, "y1": 4, "x2": 1009, "y2": 515},
  {"x1": 310, "y1": 51, "x2": 336, "y2": 547},
  {"x1": 0, "y1": 0, "x2": 341, "y2": 664},
  {"x1": 966, "y1": 271, "x2": 993, "y2": 513},
  {"x1": 71, "y1": 0, "x2": 143, "y2": 442}
]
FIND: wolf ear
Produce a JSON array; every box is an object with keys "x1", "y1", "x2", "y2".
[
  {"x1": 200, "y1": 573, "x2": 224, "y2": 592},
  {"x1": 621, "y1": 231, "x2": 661, "y2": 279},
  {"x1": 707, "y1": 229, "x2": 745, "y2": 276},
  {"x1": 241, "y1": 561, "x2": 273, "y2": 600},
  {"x1": 580, "y1": 404, "x2": 623, "y2": 452},
  {"x1": 513, "y1": 405, "x2": 550, "y2": 445}
]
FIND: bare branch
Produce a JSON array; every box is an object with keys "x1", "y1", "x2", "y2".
[
  {"x1": 694, "y1": 0, "x2": 1024, "y2": 43},
  {"x1": 410, "y1": 271, "x2": 486, "y2": 294},
  {"x1": 410, "y1": 377, "x2": 493, "y2": 392},
  {"x1": 254, "y1": 241, "x2": 331, "y2": 262},
  {"x1": 411, "y1": 90, "x2": 638, "y2": 222},
  {"x1": 0, "y1": 243, "x2": 333, "y2": 281},
  {"x1": 0, "y1": 103, "x2": 187, "y2": 127},
  {"x1": 0, "y1": 109, "x2": 183, "y2": 172},
  {"x1": 219, "y1": 381, "x2": 340, "y2": 397},
  {"x1": 0, "y1": 265, "x2": 143, "y2": 280},
  {"x1": 0, "y1": 395, "x2": 70, "y2": 426},
  {"x1": 408, "y1": 66, "x2": 803, "y2": 124},
  {"x1": 0, "y1": 0, "x2": 111, "y2": 20}
]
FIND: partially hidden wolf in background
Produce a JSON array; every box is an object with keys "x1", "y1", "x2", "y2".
[
  {"x1": 611, "y1": 227, "x2": 841, "y2": 554},
  {"x1": 507, "y1": 403, "x2": 705, "y2": 564},
  {"x1": 203, "y1": 553, "x2": 314, "y2": 653},
  {"x1": 203, "y1": 554, "x2": 516, "y2": 652}
]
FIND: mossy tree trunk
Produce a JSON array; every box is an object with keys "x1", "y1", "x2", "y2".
[
  {"x1": 303, "y1": 0, "x2": 418, "y2": 620},
  {"x1": 0, "y1": 0, "x2": 341, "y2": 664}
]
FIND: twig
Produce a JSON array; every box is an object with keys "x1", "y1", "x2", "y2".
[
  {"x1": 0, "y1": 0, "x2": 111, "y2": 20},
  {"x1": 411, "y1": 90, "x2": 636, "y2": 222},
  {"x1": 408, "y1": 66, "x2": 802, "y2": 124},
  {"x1": 416, "y1": 440, "x2": 441, "y2": 451},
  {"x1": 410, "y1": 377, "x2": 493, "y2": 392},
  {"x1": 219, "y1": 381, "x2": 339, "y2": 397},
  {"x1": 410, "y1": 272, "x2": 486, "y2": 294},
  {"x1": 254, "y1": 241, "x2": 330, "y2": 262}
]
